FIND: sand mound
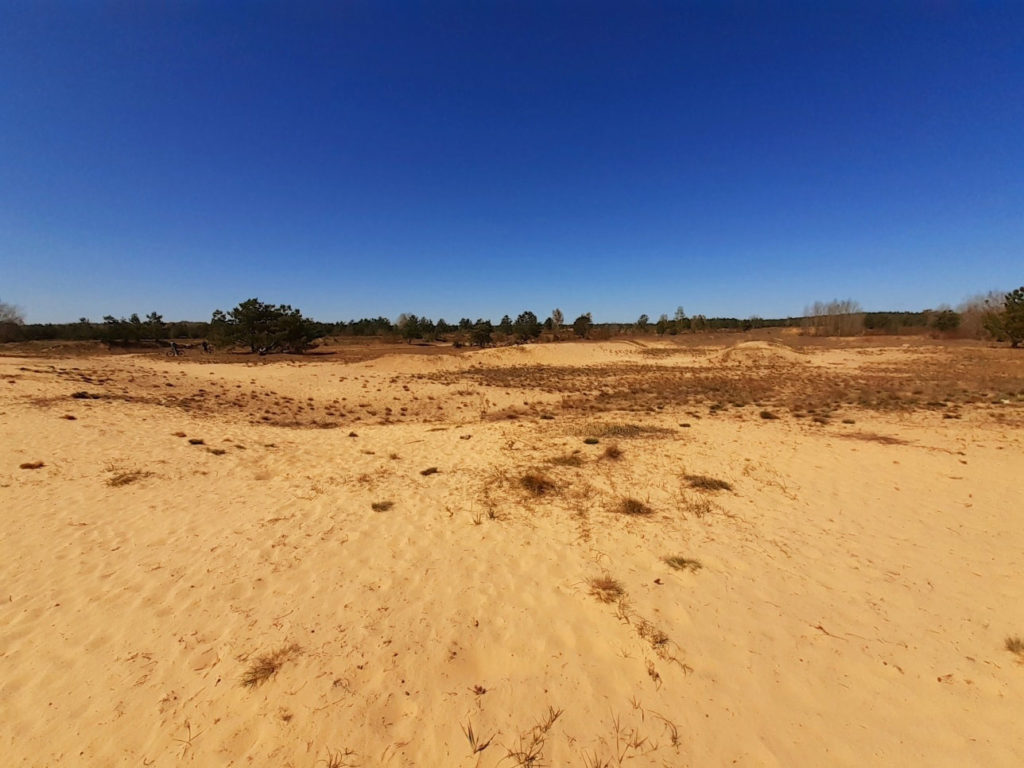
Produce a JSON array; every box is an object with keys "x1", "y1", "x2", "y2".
[{"x1": 714, "y1": 340, "x2": 810, "y2": 366}]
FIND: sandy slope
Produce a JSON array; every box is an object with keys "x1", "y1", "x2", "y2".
[{"x1": 1, "y1": 341, "x2": 1022, "y2": 767}]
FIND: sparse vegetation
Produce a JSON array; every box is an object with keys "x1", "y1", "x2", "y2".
[
  {"x1": 520, "y1": 471, "x2": 556, "y2": 496},
  {"x1": 506, "y1": 706, "x2": 563, "y2": 768},
  {"x1": 664, "y1": 556, "x2": 702, "y2": 572}
]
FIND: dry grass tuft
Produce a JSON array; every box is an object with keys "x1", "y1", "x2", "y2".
[
  {"x1": 589, "y1": 575, "x2": 626, "y2": 603},
  {"x1": 506, "y1": 706, "x2": 563, "y2": 768},
  {"x1": 614, "y1": 497, "x2": 654, "y2": 516},
  {"x1": 106, "y1": 468, "x2": 154, "y2": 487},
  {"x1": 241, "y1": 643, "x2": 302, "y2": 688},
  {"x1": 664, "y1": 556, "x2": 702, "y2": 572},
  {"x1": 602, "y1": 443, "x2": 623, "y2": 460},
  {"x1": 520, "y1": 471, "x2": 557, "y2": 496},
  {"x1": 840, "y1": 431, "x2": 907, "y2": 445},
  {"x1": 19, "y1": 461, "x2": 45, "y2": 470},
  {"x1": 371, "y1": 500, "x2": 394, "y2": 512},
  {"x1": 684, "y1": 474, "x2": 733, "y2": 492},
  {"x1": 681, "y1": 494, "x2": 715, "y2": 518}
]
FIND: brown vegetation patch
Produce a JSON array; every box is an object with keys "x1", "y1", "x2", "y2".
[
  {"x1": 840, "y1": 432, "x2": 908, "y2": 445},
  {"x1": 684, "y1": 474, "x2": 733, "y2": 492},
  {"x1": 602, "y1": 443, "x2": 623, "y2": 460}
]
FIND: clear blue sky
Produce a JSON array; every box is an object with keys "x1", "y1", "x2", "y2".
[{"x1": 2, "y1": 2, "x2": 1021, "y2": 324}]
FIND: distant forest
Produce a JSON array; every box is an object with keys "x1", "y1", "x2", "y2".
[{"x1": 1, "y1": 290, "x2": 1021, "y2": 350}]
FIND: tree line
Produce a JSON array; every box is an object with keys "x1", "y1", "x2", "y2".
[{"x1": 2, "y1": 288, "x2": 1022, "y2": 350}]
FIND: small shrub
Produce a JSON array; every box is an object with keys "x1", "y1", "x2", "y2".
[
  {"x1": 588, "y1": 575, "x2": 625, "y2": 603},
  {"x1": 615, "y1": 497, "x2": 653, "y2": 516},
  {"x1": 685, "y1": 474, "x2": 732, "y2": 492}
]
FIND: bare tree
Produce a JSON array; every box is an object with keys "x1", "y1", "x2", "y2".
[
  {"x1": 0, "y1": 299, "x2": 24, "y2": 324},
  {"x1": 803, "y1": 299, "x2": 864, "y2": 336},
  {"x1": 551, "y1": 308, "x2": 563, "y2": 331}
]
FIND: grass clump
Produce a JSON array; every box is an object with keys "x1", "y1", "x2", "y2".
[
  {"x1": 614, "y1": 497, "x2": 654, "y2": 516},
  {"x1": 241, "y1": 643, "x2": 302, "y2": 688},
  {"x1": 588, "y1": 575, "x2": 626, "y2": 603},
  {"x1": 664, "y1": 556, "x2": 702, "y2": 572},
  {"x1": 548, "y1": 452, "x2": 583, "y2": 467},
  {"x1": 520, "y1": 471, "x2": 557, "y2": 496},
  {"x1": 371, "y1": 500, "x2": 394, "y2": 512},
  {"x1": 684, "y1": 474, "x2": 733, "y2": 492}
]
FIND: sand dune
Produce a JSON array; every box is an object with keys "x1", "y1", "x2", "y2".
[{"x1": 1, "y1": 339, "x2": 1022, "y2": 766}]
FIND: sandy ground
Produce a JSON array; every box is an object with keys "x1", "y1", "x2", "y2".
[{"x1": 1, "y1": 337, "x2": 1023, "y2": 767}]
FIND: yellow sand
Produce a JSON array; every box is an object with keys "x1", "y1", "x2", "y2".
[{"x1": 1, "y1": 340, "x2": 1022, "y2": 766}]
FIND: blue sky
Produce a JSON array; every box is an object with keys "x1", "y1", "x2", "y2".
[{"x1": 2, "y1": 2, "x2": 1021, "y2": 324}]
